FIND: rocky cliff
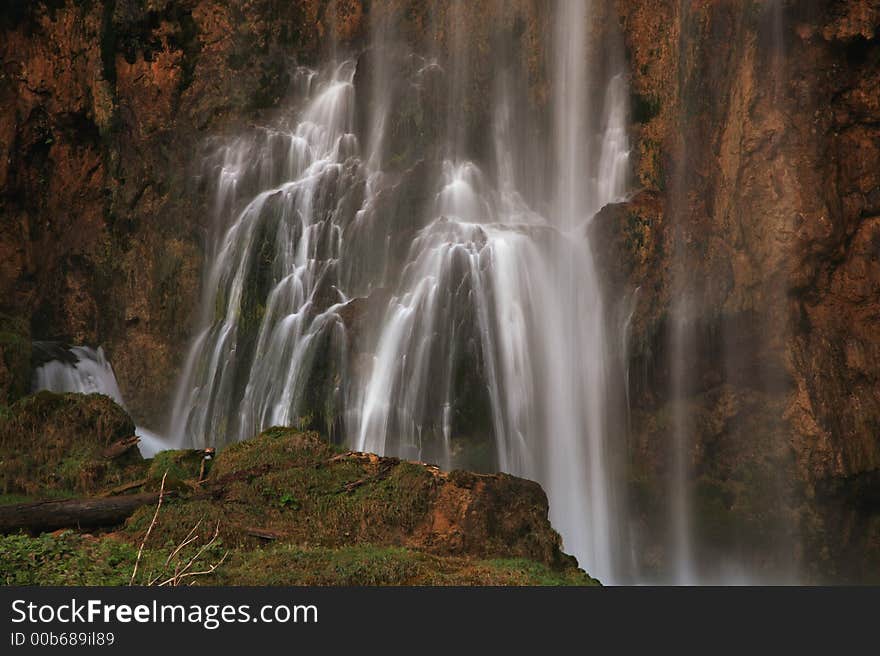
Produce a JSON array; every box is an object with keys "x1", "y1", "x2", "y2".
[{"x1": 595, "y1": 0, "x2": 880, "y2": 581}]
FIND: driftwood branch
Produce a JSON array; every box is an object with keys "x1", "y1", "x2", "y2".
[
  {"x1": 241, "y1": 525, "x2": 284, "y2": 541},
  {"x1": 98, "y1": 478, "x2": 148, "y2": 497},
  {"x1": 130, "y1": 472, "x2": 166, "y2": 586},
  {"x1": 151, "y1": 520, "x2": 227, "y2": 587},
  {"x1": 336, "y1": 463, "x2": 394, "y2": 494},
  {"x1": 101, "y1": 436, "x2": 140, "y2": 459}
]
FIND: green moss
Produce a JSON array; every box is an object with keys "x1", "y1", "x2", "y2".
[
  {"x1": 0, "y1": 533, "x2": 593, "y2": 587},
  {"x1": 139, "y1": 431, "x2": 435, "y2": 550},
  {"x1": 261, "y1": 425, "x2": 295, "y2": 440},
  {"x1": 208, "y1": 427, "x2": 341, "y2": 479},
  {"x1": 0, "y1": 392, "x2": 144, "y2": 496},
  {"x1": 484, "y1": 559, "x2": 600, "y2": 586},
  {"x1": 215, "y1": 545, "x2": 597, "y2": 586},
  {"x1": 147, "y1": 449, "x2": 204, "y2": 482},
  {"x1": 0, "y1": 492, "x2": 36, "y2": 505}
]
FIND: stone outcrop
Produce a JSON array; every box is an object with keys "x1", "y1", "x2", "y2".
[{"x1": 146, "y1": 426, "x2": 580, "y2": 569}]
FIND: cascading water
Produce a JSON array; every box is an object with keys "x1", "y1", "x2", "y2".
[
  {"x1": 33, "y1": 345, "x2": 125, "y2": 402},
  {"x1": 32, "y1": 344, "x2": 168, "y2": 457},
  {"x1": 168, "y1": 63, "x2": 364, "y2": 448},
  {"x1": 169, "y1": 2, "x2": 630, "y2": 583}
]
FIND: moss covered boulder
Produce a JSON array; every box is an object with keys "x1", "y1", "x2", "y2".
[
  {"x1": 125, "y1": 426, "x2": 577, "y2": 570},
  {"x1": 0, "y1": 391, "x2": 144, "y2": 497}
]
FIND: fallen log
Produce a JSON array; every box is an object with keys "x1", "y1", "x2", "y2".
[{"x1": 0, "y1": 493, "x2": 160, "y2": 534}]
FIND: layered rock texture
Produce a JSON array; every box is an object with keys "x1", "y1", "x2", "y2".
[{"x1": 1, "y1": 0, "x2": 878, "y2": 582}]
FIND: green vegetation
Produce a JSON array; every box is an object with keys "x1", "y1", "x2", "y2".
[
  {"x1": 145, "y1": 448, "x2": 203, "y2": 491},
  {"x1": 0, "y1": 532, "x2": 137, "y2": 586},
  {"x1": 0, "y1": 398, "x2": 595, "y2": 587},
  {"x1": 0, "y1": 313, "x2": 31, "y2": 405},
  {"x1": 0, "y1": 533, "x2": 596, "y2": 587},
  {"x1": 215, "y1": 545, "x2": 598, "y2": 586}
]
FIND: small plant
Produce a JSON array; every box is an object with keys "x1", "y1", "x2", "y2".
[{"x1": 279, "y1": 492, "x2": 301, "y2": 510}]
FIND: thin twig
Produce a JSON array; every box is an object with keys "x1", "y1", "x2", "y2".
[
  {"x1": 156, "y1": 521, "x2": 224, "y2": 586},
  {"x1": 157, "y1": 551, "x2": 228, "y2": 587},
  {"x1": 174, "y1": 521, "x2": 221, "y2": 581},
  {"x1": 130, "y1": 471, "x2": 167, "y2": 586},
  {"x1": 164, "y1": 519, "x2": 202, "y2": 567}
]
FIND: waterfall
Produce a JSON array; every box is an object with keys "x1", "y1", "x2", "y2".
[
  {"x1": 32, "y1": 344, "x2": 168, "y2": 457},
  {"x1": 168, "y1": 63, "x2": 363, "y2": 448},
  {"x1": 168, "y1": 2, "x2": 630, "y2": 583}
]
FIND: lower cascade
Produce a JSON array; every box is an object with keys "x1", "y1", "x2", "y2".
[{"x1": 32, "y1": 343, "x2": 167, "y2": 458}]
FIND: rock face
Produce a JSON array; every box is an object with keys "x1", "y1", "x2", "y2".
[
  {"x1": 599, "y1": 0, "x2": 880, "y2": 582},
  {"x1": 0, "y1": 0, "x2": 366, "y2": 422},
  {"x1": 1, "y1": 0, "x2": 879, "y2": 582}
]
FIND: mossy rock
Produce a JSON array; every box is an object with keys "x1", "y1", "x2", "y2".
[
  {"x1": 207, "y1": 426, "x2": 340, "y2": 480},
  {"x1": 0, "y1": 391, "x2": 145, "y2": 496},
  {"x1": 0, "y1": 422, "x2": 594, "y2": 585},
  {"x1": 121, "y1": 425, "x2": 580, "y2": 574},
  {"x1": 0, "y1": 418, "x2": 595, "y2": 584},
  {"x1": 145, "y1": 449, "x2": 205, "y2": 492}
]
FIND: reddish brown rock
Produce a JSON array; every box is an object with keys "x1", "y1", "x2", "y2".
[{"x1": 602, "y1": 0, "x2": 880, "y2": 581}]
